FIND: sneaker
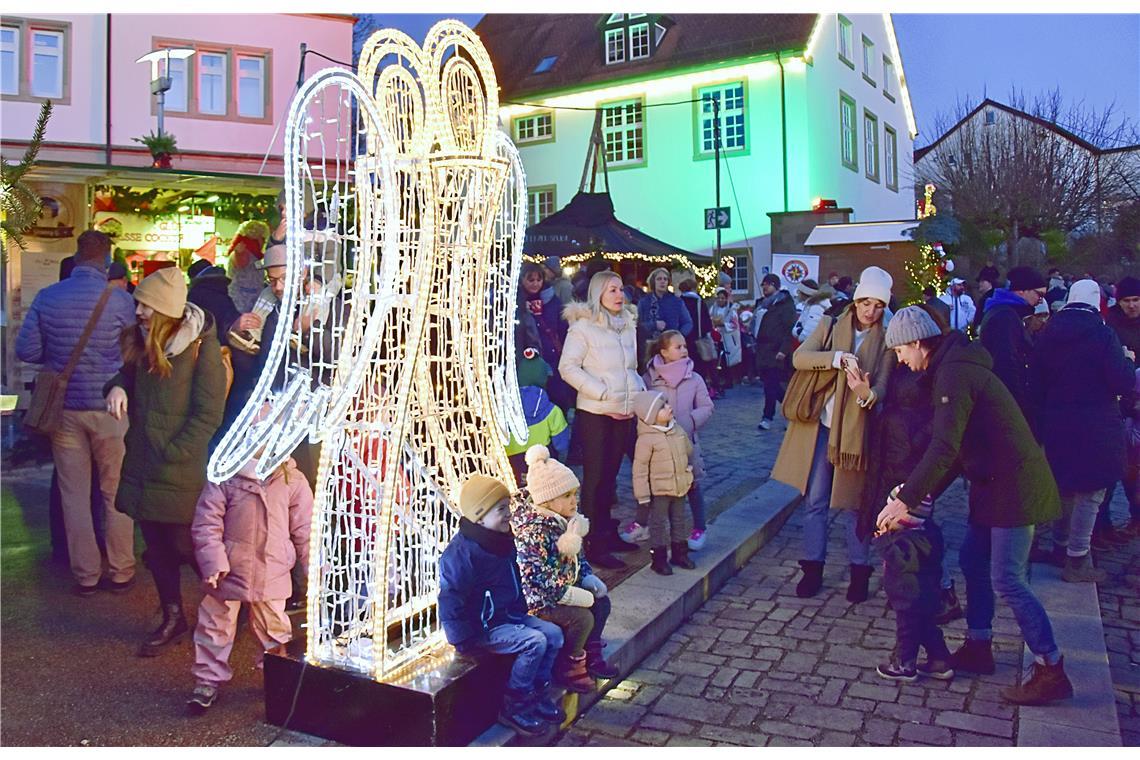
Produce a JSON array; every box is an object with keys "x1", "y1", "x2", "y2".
[
  {"x1": 687, "y1": 529, "x2": 707, "y2": 551},
  {"x1": 73, "y1": 583, "x2": 99, "y2": 598},
  {"x1": 187, "y1": 683, "x2": 218, "y2": 713},
  {"x1": 97, "y1": 576, "x2": 136, "y2": 595},
  {"x1": 620, "y1": 522, "x2": 649, "y2": 543},
  {"x1": 1002, "y1": 657, "x2": 1074, "y2": 705},
  {"x1": 877, "y1": 658, "x2": 918, "y2": 683},
  {"x1": 757, "y1": 418, "x2": 772, "y2": 431},
  {"x1": 917, "y1": 659, "x2": 955, "y2": 680}
]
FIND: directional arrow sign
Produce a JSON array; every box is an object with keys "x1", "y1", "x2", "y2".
[{"x1": 704, "y1": 206, "x2": 731, "y2": 230}]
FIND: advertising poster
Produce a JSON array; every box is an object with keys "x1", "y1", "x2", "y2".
[{"x1": 771, "y1": 253, "x2": 820, "y2": 292}]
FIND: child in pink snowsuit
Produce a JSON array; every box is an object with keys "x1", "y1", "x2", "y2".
[{"x1": 187, "y1": 456, "x2": 313, "y2": 712}]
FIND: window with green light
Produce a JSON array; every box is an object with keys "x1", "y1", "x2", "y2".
[
  {"x1": 861, "y1": 35, "x2": 875, "y2": 85},
  {"x1": 601, "y1": 98, "x2": 645, "y2": 167},
  {"x1": 840, "y1": 92, "x2": 858, "y2": 172},
  {"x1": 837, "y1": 15, "x2": 854, "y2": 68},
  {"x1": 884, "y1": 124, "x2": 898, "y2": 191},
  {"x1": 527, "y1": 186, "x2": 556, "y2": 225},
  {"x1": 864, "y1": 109, "x2": 879, "y2": 182},
  {"x1": 514, "y1": 112, "x2": 553, "y2": 144},
  {"x1": 697, "y1": 82, "x2": 746, "y2": 155}
]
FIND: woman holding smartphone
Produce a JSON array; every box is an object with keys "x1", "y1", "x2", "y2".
[{"x1": 772, "y1": 266, "x2": 897, "y2": 602}]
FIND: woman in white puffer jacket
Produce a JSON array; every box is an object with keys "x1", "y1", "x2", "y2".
[
  {"x1": 560, "y1": 270, "x2": 646, "y2": 568},
  {"x1": 793, "y1": 284, "x2": 836, "y2": 343}
]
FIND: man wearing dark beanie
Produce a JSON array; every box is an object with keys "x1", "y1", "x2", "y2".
[{"x1": 978, "y1": 265, "x2": 1048, "y2": 418}]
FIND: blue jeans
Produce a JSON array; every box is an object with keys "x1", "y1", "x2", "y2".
[
  {"x1": 801, "y1": 425, "x2": 870, "y2": 566},
  {"x1": 958, "y1": 523, "x2": 1060, "y2": 662},
  {"x1": 688, "y1": 480, "x2": 706, "y2": 531},
  {"x1": 481, "y1": 616, "x2": 564, "y2": 692}
]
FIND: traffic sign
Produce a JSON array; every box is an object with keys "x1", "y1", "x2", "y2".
[{"x1": 704, "y1": 207, "x2": 731, "y2": 230}]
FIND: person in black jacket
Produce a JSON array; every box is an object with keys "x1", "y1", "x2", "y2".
[
  {"x1": 978, "y1": 266, "x2": 1048, "y2": 419},
  {"x1": 1100, "y1": 275, "x2": 1140, "y2": 541},
  {"x1": 187, "y1": 265, "x2": 242, "y2": 344},
  {"x1": 879, "y1": 307, "x2": 1073, "y2": 707},
  {"x1": 753, "y1": 274, "x2": 797, "y2": 429},
  {"x1": 1028, "y1": 280, "x2": 1136, "y2": 581},
  {"x1": 678, "y1": 278, "x2": 717, "y2": 394}
]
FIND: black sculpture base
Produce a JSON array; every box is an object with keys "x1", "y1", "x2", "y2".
[{"x1": 263, "y1": 638, "x2": 513, "y2": 746}]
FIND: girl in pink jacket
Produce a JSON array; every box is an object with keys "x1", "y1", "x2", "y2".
[
  {"x1": 623, "y1": 330, "x2": 715, "y2": 550},
  {"x1": 187, "y1": 456, "x2": 313, "y2": 712}
]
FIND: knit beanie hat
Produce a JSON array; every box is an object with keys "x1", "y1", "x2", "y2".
[
  {"x1": 884, "y1": 306, "x2": 942, "y2": 348},
  {"x1": 1117, "y1": 276, "x2": 1140, "y2": 300},
  {"x1": 457, "y1": 474, "x2": 511, "y2": 523},
  {"x1": 516, "y1": 347, "x2": 551, "y2": 388},
  {"x1": 852, "y1": 266, "x2": 893, "y2": 304},
  {"x1": 524, "y1": 445, "x2": 580, "y2": 505},
  {"x1": 134, "y1": 267, "x2": 187, "y2": 318},
  {"x1": 796, "y1": 280, "x2": 819, "y2": 299},
  {"x1": 1007, "y1": 266, "x2": 1047, "y2": 292},
  {"x1": 1066, "y1": 279, "x2": 1101, "y2": 309},
  {"x1": 187, "y1": 258, "x2": 213, "y2": 279},
  {"x1": 632, "y1": 390, "x2": 667, "y2": 424}
]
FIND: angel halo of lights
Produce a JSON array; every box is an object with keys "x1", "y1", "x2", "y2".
[{"x1": 206, "y1": 20, "x2": 529, "y2": 681}]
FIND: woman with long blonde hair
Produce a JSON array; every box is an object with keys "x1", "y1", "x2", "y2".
[{"x1": 105, "y1": 267, "x2": 227, "y2": 656}]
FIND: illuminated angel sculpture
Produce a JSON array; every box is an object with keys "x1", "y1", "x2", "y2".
[{"x1": 206, "y1": 20, "x2": 529, "y2": 680}]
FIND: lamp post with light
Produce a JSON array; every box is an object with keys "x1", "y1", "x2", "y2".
[{"x1": 135, "y1": 48, "x2": 195, "y2": 140}]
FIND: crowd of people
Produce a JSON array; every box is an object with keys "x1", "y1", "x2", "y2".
[{"x1": 14, "y1": 227, "x2": 1139, "y2": 733}]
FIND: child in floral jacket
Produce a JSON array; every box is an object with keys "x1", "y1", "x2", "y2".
[{"x1": 512, "y1": 445, "x2": 619, "y2": 694}]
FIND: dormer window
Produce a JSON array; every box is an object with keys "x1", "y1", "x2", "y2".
[
  {"x1": 533, "y1": 55, "x2": 557, "y2": 74},
  {"x1": 601, "y1": 13, "x2": 669, "y2": 66}
]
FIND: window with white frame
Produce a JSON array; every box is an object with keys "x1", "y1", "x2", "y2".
[
  {"x1": 0, "y1": 26, "x2": 17, "y2": 95},
  {"x1": 698, "y1": 82, "x2": 746, "y2": 155},
  {"x1": 31, "y1": 29, "x2": 63, "y2": 98},
  {"x1": 514, "y1": 112, "x2": 553, "y2": 143},
  {"x1": 527, "y1": 187, "x2": 555, "y2": 226},
  {"x1": 864, "y1": 109, "x2": 879, "y2": 182},
  {"x1": 166, "y1": 55, "x2": 188, "y2": 112},
  {"x1": 731, "y1": 255, "x2": 751, "y2": 293},
  {"x1": 838, "y1": 15, "x2": 854, "y2": 64},
  {"x1": 861, "y1": 35, "x2": 875, "y2": 82},
  {"x1": 840, "y1": 92, "x2": 857, "y2": 171},
  {"x1": 629, "y1": 23, "x2": 650, "y2": 60},
  {"x1": 882, "y1": 56, "x2": 895, "y2": 99},
  {"x1": 884, "y1": 124, "x2": 898, "y2": 191},
  {"x1": 605, "y1": 27, "x2": 625, "y2": 65},
  {"x1": 602, "y1": 99, "x2": 644, "y2": 166},
  {"x1": 237, "y1": 55, "x2": 265, "y2": 118},
  {"x1": 198, "y1": 51, "x2": 226, "y2": 115}
]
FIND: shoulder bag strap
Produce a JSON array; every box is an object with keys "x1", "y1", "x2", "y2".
[
  {"x1": 59, "y1": 285, "x2": 115, "y2": 383},
  {"x1": 823, "y1": 315, "x2": 839, "y2": 352}
]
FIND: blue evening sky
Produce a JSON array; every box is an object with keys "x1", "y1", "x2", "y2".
[{"x1": 358, "y1": 13, "x2": 1140, "y2": 148}]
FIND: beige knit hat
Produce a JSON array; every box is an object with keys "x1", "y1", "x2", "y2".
[
  {"x1": 524, "y1": 445, "x2": 580, "y2": 505},
  {"x1": 457, "y1": 475, "x2": 511, "y2": 523},
  {"x1": 134, "y1": 267, "x2": 187, "y2": 319}
]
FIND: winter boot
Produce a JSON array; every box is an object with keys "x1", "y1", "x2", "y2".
[
  {"x1": 795, "y1": 560, "x2": 824, "y2": 598},
  {"x1": 669, "y1": 541, "x2": 696, "y2": 570},
  {"x1": 498, "y1": 688, "x2": 546, "y2": 735},
  {"x1": 608, "y1": 530, "x2": 641, "y2": 553},
  {"x1": 187, "y1": 683, "x2": 218, "y2": 714},
  {"x1": 138, "y1": 603, "x2": 189, "y2": 657},
  {"x1": 530, "y1": 682, "x2": 567, "y2": 725},
  {"x1": 554, "y1": 652, "x2": 596, "y2": 694},
  {"x1": 933, "y1": 581, "x2": 964, "y2": 625},
  {"x1": 650, "y1": 546, "x2": 673, "y2": 576},
  {"x1": 846, "y1": 564, "x2": 873, "y2": 603},
  {"x1": 585, "y1": 639, "x2": 619, "y2": 679},
  {"x1": 1061, "y1": 552, "x2": 1107, "y2": 583},
  {"x1": 1001, "y1": 657, "x2": 1074, "y2": 705},
  {"x1": 948, "y1": 638, "x2": 996, "y2": 675}
]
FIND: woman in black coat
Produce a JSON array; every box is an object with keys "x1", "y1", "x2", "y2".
[
  {"x1": 878, "y1": 307, "x2": 1071, "y2": 706},
  {"x1": 519, "y1": 262, "x2": 573, "y2": 411},
  {"x1": 1027, "y1": 283, "x2": 1135, "y2": 579}
]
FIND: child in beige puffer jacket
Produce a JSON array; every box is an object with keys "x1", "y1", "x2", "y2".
[{"x1": 631, "y1": 390, "x2": 696, "y2": 575}]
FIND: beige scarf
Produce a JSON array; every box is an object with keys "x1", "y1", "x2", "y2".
[{"x1": 826, "y1": 310, "x2": 887, "y2": 472}]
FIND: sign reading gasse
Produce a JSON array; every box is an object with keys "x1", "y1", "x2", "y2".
[
  {"x1": 92, "y1": 211, "x2": 215, "y2": 251},
  {"x1": 704, "y1": 207, "x2": 731, "y2": 230}
]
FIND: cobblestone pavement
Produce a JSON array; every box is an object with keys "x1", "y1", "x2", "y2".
[
  {"x1": 561, "y1": 384, "x2": 1139, "y2": 747},
  {"x1": 1096, "y1": 488, "x2": 1140, "y2": 746}
]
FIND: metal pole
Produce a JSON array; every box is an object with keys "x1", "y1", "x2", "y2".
[
  {"x1": 157, "y1": 87, "x2": 165, "y2": 138},
  {"x1": 714, "y1": 96, "x2": 722, "y2": 270}
]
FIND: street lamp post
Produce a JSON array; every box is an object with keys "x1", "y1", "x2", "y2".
[{"x1": 135, "y1": 48, "x2": 195, "y2": 139}]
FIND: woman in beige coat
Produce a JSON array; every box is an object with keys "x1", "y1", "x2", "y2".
[
  {"x1": 772, "y1": 266, "x2": 896, "y2": 602},
  {"x1": 559, "y1": 270, "x2": 646, "y2": 568}
]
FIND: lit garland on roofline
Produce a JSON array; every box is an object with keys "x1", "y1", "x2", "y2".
[{"x1": 524, "y1": 250, "x2": 730, "y2": 297}]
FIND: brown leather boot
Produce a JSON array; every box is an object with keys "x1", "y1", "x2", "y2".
[
  {"x1": 949, "y1": 638, "x2": 995, "y2": 675},
  {"x1": 554, "y1": 652, "x2": 595, "y2": 694},
  {"x1": 1002, "y1": 657, "x2": 1074, "y2": 705}
]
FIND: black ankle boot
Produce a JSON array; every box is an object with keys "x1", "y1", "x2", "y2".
[
  {"x1": 138, "y1": 603, "x2": 188, "y2": 657},
  {"x1": 669, "y1": 542, "x2": 696, "y2": 569},
  {"x1": 650, "y1": 546, "x2": 672, "y2": 575},
  {"x1": 847, "y1": 563, "x2": 872, "y2": 603},
  {"x1": 796, "y1": 560, "x2": 824, "y2": 598}
]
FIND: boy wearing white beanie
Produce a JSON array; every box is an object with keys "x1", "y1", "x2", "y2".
[{"x1": 512, "y1": 445, "x2": 618, "y2": 694}]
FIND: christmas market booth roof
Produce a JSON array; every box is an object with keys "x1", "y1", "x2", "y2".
[{"x1": 524, "y1": 191, "x2": 711, "y2": 264}]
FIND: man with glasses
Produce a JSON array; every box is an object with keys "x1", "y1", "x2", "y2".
[{"x1": 978, "y1": 266, "x2": 1048, "y2": 420}]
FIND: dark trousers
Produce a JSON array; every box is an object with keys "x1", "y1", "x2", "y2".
[
  {"x1": 876, "y1": 522, "x2": 950, "y2": 664},
  {"x1": 576, "y1": 410, "x2": 634, "y2": 535},
  {"x1": 536, "y1": 595, "x2": 612, "y2": 655},
  {"x1": 1096, "y1": 479, "x2": 1140, "y2": 531},
  {"x1": 759, "y1": 366, "x2": 785, "y2": 421},
  {"x1": 138, "y1": 520, "x2": 200, "y2": 607}
]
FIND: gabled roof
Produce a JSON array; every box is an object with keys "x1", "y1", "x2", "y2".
[
  {"x1": 913, "y1": 98, "x2": 1140, "y2": 162},
  {"x1": 476, "y1": 14, "x2": 816, "y2": 100}
]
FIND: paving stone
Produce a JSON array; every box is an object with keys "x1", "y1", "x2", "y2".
[
  {"x1": 872, "y1": 701, "x2": 933, "y2": 724},
  {"x1": 574, "y1": 701, "x2": 647, "y2": 737},
  {"x1": 756, "y1": 721, "x2": 819, "y2": 741},
  {"x1": 628, "y1": 684, "x2": 665, "y2": 706},
  {"x1": 711, "y1": 666, "x2": 740, "y2": 688},
  {"x1": 733, "y1": 670, "x2": 762, "y2": 689},
  {"x1": 818, "y1": 678, "x2": 847, "y2": 706},
  {"x1": 787, "y1": 705, "x2": 865, "y2": 733},
  {"x1": 636, "y1": 713, "x2": 692, "y2": 734},
  {"x1": 953, "y1": 730, "x2": 1011, "y2": 747},
  {"x1": 651, "y1": 693, "x2": 732, "y2": 724},
  {"x1": 662, "y1": 659, "x2": 716, "y2": 678},
  {"x1": 628, "y1": 729, "x2": 669, "y2": 746},
  {"x1": 665, "y1": 735, "x2": 714, "y2": 747},
  {"x1": 672, "y1": 675, "x2": 708, "y2": 697},
  {"x1": 817, "y1": 663, "x2": 861, "y2": 680},
  {"x1": 728, "y1": 706, "x2": 760, "y2": 728},
  {"x1": 768, "y1": 736, "x2": 813, "y2": 747},
  {"x1": 777, "y1": 652, "x2": 819, "y2": 673},
  {"x1": 697, "y1": 724, "x2": 767, "y2": 746},
  {"x1": 861, "y1": 718, "x2": 901, "y2": 745},
  {"x1": 847, "y1": 682, "x2": 901, "y2": 702},
  {"x1": 934, "y1": 711, "x2": 1014, "y2": 739},
  {"x1": 898, "y1": 723, "x2": 953, "y2": 745}
]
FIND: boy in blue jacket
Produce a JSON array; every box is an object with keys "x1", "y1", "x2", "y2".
[
  {"x1": 505, "y1": 347, "x2": 570, "y2": 486},
  {"x1": 437, "y1": 475, "x2": 565, "y2": 735}
]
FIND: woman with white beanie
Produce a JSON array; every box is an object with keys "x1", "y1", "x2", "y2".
[
  {"x1": 104, "y1": 267, "x2": 227, "y2": 656},
  {"x1": 772, "y1": 266, "x2": 896, "y2": 602}
]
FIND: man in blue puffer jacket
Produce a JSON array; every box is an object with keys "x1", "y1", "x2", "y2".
[{"x1": 16, "y1": 230, "x2": 139, "y2": 596}]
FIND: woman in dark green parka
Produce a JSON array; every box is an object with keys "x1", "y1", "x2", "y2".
[{"x1": 106, "y1": 267, "x2": 226, "y2": 657}]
